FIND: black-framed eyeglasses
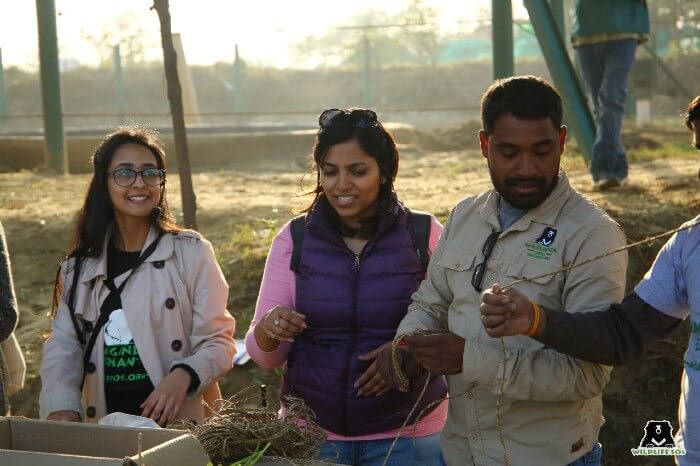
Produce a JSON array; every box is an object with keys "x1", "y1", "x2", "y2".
[
  {"x1": 318, "y1": 108, "x2": 378, "y2": 129},
  {"x1": 471, "y1": 229, "x2": 500, "y2": 292},
  {"x1": 109, "y1": 168, "x2": 166, "y2": 187}
]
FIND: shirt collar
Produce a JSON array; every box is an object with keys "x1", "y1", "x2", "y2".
[
  {"x1": 479, "y1": 169, "x2": 573, "y2": 232},
  {"x1": 80, "y1": 224, "x2": 174, "y2": 283}
]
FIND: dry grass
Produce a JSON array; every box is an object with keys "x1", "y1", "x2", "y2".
[{"x1": 1, "y1": 125, "x2": 698, "y2": 465}]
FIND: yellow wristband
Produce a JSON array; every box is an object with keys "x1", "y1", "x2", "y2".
[{"x1": 525, "y1": 301, "x2": 541, "y2": 337}]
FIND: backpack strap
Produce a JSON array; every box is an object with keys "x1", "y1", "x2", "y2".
[
  {"x1": 410, "y1": 211, "x2": 431, "y2": 273},
  {"x1": 289, "y1": 216, "x2": 306, "y2": 273}
]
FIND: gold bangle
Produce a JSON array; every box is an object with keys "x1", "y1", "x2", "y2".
[{"x1": 525, "y1": 301, "x2": 541, "y2": 337}]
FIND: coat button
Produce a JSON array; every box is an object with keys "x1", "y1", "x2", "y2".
[
  {"x1": 467, "y1": 391, "x2": 473, "y2": 399},
  {"x1": 171, "y1": 339, "x2": 182, "y2": 351},
  {"x1": 84, "y1": 321, "x2": 93, "y2": 333},
  {"x1": 165, "y1": 298, "x2": 176, "y2": 309},
  {"x1": 86, "y1": 362, "x2": 96, "y2": 374},
  {"x1": 86, "y1": 406, "x2": 96, "y2": 418},
  {"x1": 153, "y1": 260, "x2": 165, "y2": 269}
]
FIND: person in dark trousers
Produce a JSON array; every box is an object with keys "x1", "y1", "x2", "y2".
[
  {"x1": 572, "y1": 0, "x2": 650, "y2": 190},
  {"x1": 0, "y1": 219, "x2": 22, "y2": 415},
  {"x1": 480, "y1": 95, "x2": 700, "y2": 465}
]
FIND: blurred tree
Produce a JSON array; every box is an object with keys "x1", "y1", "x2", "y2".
[
  {"x1": 290, "y1": 1, "x2": 443, "y2": 68},
  {"x1": 398, "y1": 0, "x2": 441, "y2": 66},
  {"x1": 82, "y1": 10, "x2": 154, "y2": 67},
  {"x1": 152, "y1": 0, "x2": 197, "y2": 228},
  {"x1": 647, "y1": 0, "x2": 700, "y2": 55}
]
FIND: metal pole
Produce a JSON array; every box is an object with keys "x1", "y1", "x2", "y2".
[
  {"x1": 36, "y1": 0, "x2": 66, "y2": 173},
  {"x1": 549, "y1": 0, "x2": 566, "y2": 39},
  {"x1": 524, "y1": 0, "x2": 595, "y2": 163},
  {"x1": 233, "y1": 44, "x2": 243, "y2": 113},
  {"x1": 363, "y1": 30, "x2": 372, "y2": 108},
  {"x1": 113, "y1": 44, "x2": 125, "y2": 125},
  {"x1": 492, "y1": 0, "x2": 514, "y2": 79},
  {"x1": 0, "y1": 49, "x2": 8, "y2": 129}
]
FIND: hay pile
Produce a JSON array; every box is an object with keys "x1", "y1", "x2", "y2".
[{"x1": 178, "y1": 390, "x2": 326, "y2": 465}]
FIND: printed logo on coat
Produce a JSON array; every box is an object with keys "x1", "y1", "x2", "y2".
[
  {"x1": 630, "y1": 420, "x2": 686, "y2": 457},
  {"x1": 526, "y1": 227, "x2": 558, "y2": 261}
]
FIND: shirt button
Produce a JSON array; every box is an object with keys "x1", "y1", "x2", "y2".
[
  {"x1": 469, "y1": 433, "x2": 479, "y2": 442},
  {"x1": 171, "y1": 339, "x2": 183, "y2": 351},
  {"x1": 455, "y1": 261, "x2": 460, "y2": 268},
  {"x1": 165, "y1": 298, "x2": 176, "y2": 309},
  {"x1": 153, "y1": 260, "x2": 165, "y2": 269},
  {"x1": 86, "y1": 362, "x2": 96, "y2": 374},
  {"x1": 86, "y1": 406, "x2": 96, "y2": 418},
  {"x1": 84, "y1": 321, "x2": 93, "y2": 333},
  {"x1": 467, "y1": 391, "x2": 473, "y2": 399},
  {"x1": 487, "y1": 272, "x2": 496, "y2": 282}
]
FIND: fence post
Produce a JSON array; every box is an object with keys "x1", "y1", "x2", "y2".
[
  {"x1": 36, "y1": 0, "x2": 67, "y2": 173},
  {"x1": 363, "y1": 29, "x2": 372, "y2": 108},
  {"x1": 492, "y1": 0, "x2": 514, "y2": 79},
  {"x1": 114, "y1": 44, "x2": 126, "y2": 125},
  {"x1": 0, "y1": 48, "x2": 8, "y2": 129}
]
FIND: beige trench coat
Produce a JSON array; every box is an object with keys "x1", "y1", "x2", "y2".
[
  {"x1": 398, "y1": 172, "x2": 628, "y2": 466},
  {"x1": 40, "y1": 227, "x2": 236, "y2": 423}
]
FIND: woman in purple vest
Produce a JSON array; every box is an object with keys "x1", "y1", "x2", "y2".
[{"x1": 245, "y1": 108, "x2": 448, "y2": 465}]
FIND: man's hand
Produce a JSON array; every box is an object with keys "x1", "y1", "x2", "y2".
[
  {"x1": 480, "y1": 285, "x2": 536, "y2": 337},
  {"x1": 47, "y1": 410, "x2": 81, "y2": 422},
  {"x1": 404, "y1": 332, "x2": 465, "y2": 375},
  {"x1": 140, "y1": 367, "x2": 190, "y2": 426},
  {"x1": 355, "y1": 342, "x2": 392, "y2": 396},
  {"x1": 376, "y1": 344, "x2": 419, "y2": 392}
]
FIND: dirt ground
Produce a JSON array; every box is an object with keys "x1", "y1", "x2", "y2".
[{"x1": 1, "y1": 124, "x2": 698, "y2": 465}]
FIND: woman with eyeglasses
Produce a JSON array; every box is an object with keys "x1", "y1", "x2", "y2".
[
  {"x1": 246, "y1": 108, "x2": 448, "y2": 465},
  {"x1": 40, "y1": 126, "x2": 235, "y2": 426}
]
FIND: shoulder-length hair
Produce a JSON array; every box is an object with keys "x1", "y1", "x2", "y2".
[{"x1": 51, "y1": 125, "x2": 180, "y2": 316}]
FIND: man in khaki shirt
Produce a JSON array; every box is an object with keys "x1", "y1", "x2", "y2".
[{"x1": 378, "y1": 76, "x2": 627, "y2": 466}]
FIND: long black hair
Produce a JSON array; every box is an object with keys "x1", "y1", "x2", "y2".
[
  {"x1": 304, "y1": 108, "x2": 400, "y2": 216},
  {"x1": 51, "y1": 125, "x2": 180, "y2": 316}
]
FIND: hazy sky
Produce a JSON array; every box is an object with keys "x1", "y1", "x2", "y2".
[{"x1": 0, "y1": 0, "x2": 529, "y2": 69}]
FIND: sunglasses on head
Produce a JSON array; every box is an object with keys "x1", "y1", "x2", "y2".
[{"x1": 318, "y1": 108, "x2": 378, "y2": 129}]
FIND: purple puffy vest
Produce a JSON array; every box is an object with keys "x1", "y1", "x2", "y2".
[{"x1": 282, "y1": 197, "x2": 447, "y2": 436}]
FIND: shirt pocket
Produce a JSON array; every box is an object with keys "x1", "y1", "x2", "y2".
[
  {"x1": 504, "y1": 260, "x2": 564, "y2": 310},
  {"x1": 437, "y1": 248, "x2": 480, "y2": 317},
  {"x1": 437, "y1": 248, "x2": 477, "y2": 275}
]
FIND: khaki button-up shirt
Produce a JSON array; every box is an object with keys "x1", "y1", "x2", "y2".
[
  {"x1": 398, "y1": 172, "x2": 627, "y2": 466},
  {"x1": 40, "y1": 227, "x2": 236, "y2": 423}
]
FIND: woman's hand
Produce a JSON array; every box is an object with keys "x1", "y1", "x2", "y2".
[
  {"x1": 355, "y1": 342, "x2": 392, "y2": 397},
  {"x1": 140, "y1": 368, "x2": 190, "y2": 426},
  {"x1": 480, "y1": 285, "x2": 536, "y2": 337},
  {"x1": 47, "y1": 410, "x2": 81, "y2": 422},
  {"x1": 262, "y1": 306, "x2": 307, "y2": 343}
]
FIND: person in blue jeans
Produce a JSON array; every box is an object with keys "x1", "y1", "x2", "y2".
[{"x1": 572, "y1": 0, "x2": 649, "y2": 190}]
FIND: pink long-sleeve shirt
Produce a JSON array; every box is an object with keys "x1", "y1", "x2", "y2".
[{"x1": 245, "y1": 215, "x2": 448, "y2": 441}]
